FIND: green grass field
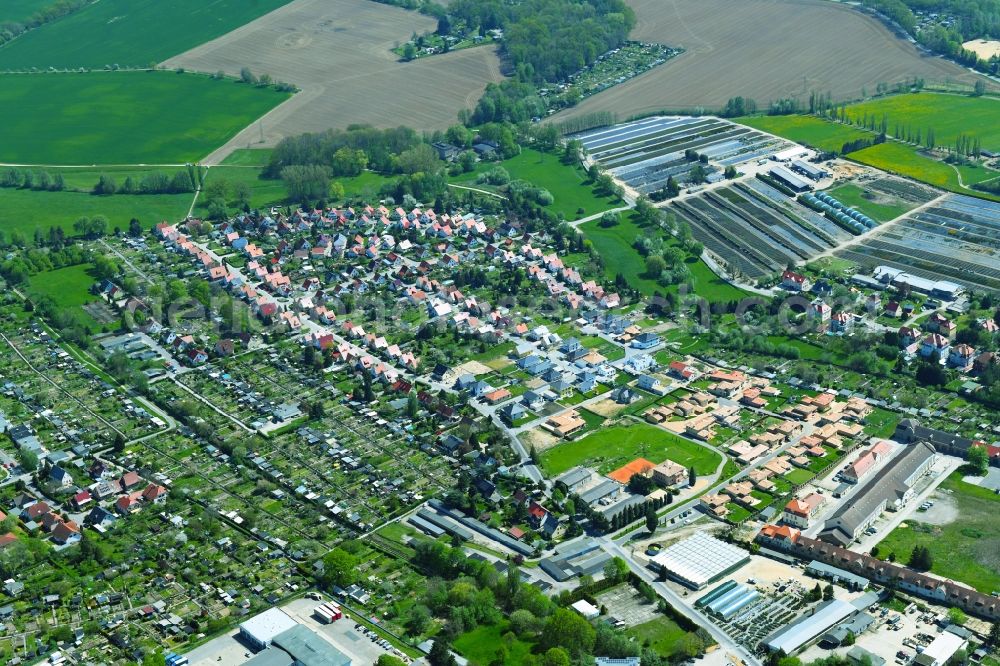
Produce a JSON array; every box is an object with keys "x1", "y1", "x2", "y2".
[
  {"x1": 626, "y1": 616, "x2": 689, "y2": 656},
  {"x1": 540, "y1": 421, "x2": 721, "y2": 477},
  {"x1": 196, "y1": 166, "x2": 289, "y2": 213},
  {"x1": 578, "y1": 213, "x2": 747, "y2": 302},
  {"x1": 454, "y1": 622, "x2": 534, "y2": 666},
  {"x1": 876, "y1": 472, "x2": 1000, "y2": 594},
  {"x1": 783, "y1": 468, "x2": 816, "y2": 485},
  {"x1": 451, "y1": 148, "x2": 621, "y2": 220},
  {"x1": 27, "y1": 263, "x2": 98, "y2": 307},
  {"x1": 0, "y1": 187, "x2": 191, "y2": 237},
  {"x1": 735, "y1": 115, "x2": 871, "y2": 153},
  {"x1": 2, "y1": 0, "x2": 49, "y2": 22},
  {"x1": 220, "y1": 149, "x2": 274, "y2": 167},
  {"x1": 844, "y1": 93, "x2": 1000, "y2": 152},
  {"x1": 863, "y1": 407, "x2": 902, "y2": 438},
  {"x1": 0, "y1": 0, "x2": 293, "y2": 69},
  {"x1": 0, "y1": 71, "x2": 289, "y2": 164},
  {"x1": 848, "y1": 142, "x2": 1000, "y2": 199},
  {"x1": 825, "y1": 183, "x2": 914, "y2": 222}
]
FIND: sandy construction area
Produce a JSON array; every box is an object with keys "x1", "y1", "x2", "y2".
[
  {"x1": 554, "y1": 0, "x2": 986, "y2": 125},
  {"x1": 163, "y1": 0, "x2": 503, "y2": 162},
  {"x1": 963, "y1": 39, "x2": 1000, "y2": 60}
]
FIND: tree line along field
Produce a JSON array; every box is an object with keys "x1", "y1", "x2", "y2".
[
  {"x1": 842, "y1": 92, "x2": 1000, "y2": 152},
  {"x1": 0, "y1": 71, "x2": 290, "y2": 164},
  {"x1": 0, "y1": 0, "x2": 294, "y2": 69},
  {"x1": 735, "y1": 115, "x2": 872, "y2": 153},
  {"x1": 552, "y1": 0, "x2": 986, "y2": 126}
]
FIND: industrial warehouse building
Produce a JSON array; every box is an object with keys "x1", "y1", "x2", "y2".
[
  {"x1": 818, "y1": 441, "x2": 935, "y2": 546},
  {"x1": 238, "y1": 609, "x2": 352, "y2": 666},
  {"x1": 650, "y1": 533, "x2": 750, "y2": 589},
  {"x1": 240, "y1": 608, "x2": 299, "y2": 650},
  {"x1": 764, "y1": 599, "x2": 858, "y2": 654}
]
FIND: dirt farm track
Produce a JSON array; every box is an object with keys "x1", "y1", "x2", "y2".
[
  {"x1": 554, "y1": 0, "x2": 988, "y2": 125},
  {"x1": 163, "y1": 0, "x2": 504, "y2": 163}
]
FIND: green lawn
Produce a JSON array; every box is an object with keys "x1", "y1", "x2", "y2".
[
  {"x1": 579, "y1": 212, "x2": 747, "y2": 301},
  {"x1": 1, "y1": 0, "x2": 50, "y2": 22},
  {"x1": 0, "y1": 71, "x2": 289, "y2": 164},
  {"x1": 0, "y1": 0, "x2": 294, "y2": 69},
  {"x1": 783, "y1": 468, "x2": 815, "y2": 485},
  {"x1": 876, "y1": 472, "x2": 1000, "y2": 594},
  {"x1": 540, "y1": 421, "x2": 721, "y2": 477},
  {"x1": 848, "y1": 142, "x2": 1000, "y2": 199},
  {"x1": 220, "y1": 149, "x2": 273, "y2": 167},
  {"x1": 451, "y1": 148, "x2": 621, "y2": 220},
  {"x1": 863, "y1": 407, "x2": 902, "y2": 438},
  {"x1": 0, "y1": 187, "x2": 191, "y2": 237},
  {"x1": 825, "y1": 183, "x2": 914, "y2": 223},
  {"x1": 843, "y1": 93, "x2": 1000, "y2": 153},
  {"x1": 26, "y1": 264, "x2": 101, "y2": 326},
  {"x1": 626, "y1": 616, "x2": 689, "y2": 656},
  {"x1": 735, "y1": 114, "x2": 871, "y2": 153},
  {"x1": 196, "y1": 166, "x2": 289, "y2": 212},
  {"x1": 453, "y1": 622, "x2": 534, "y2": 666}
]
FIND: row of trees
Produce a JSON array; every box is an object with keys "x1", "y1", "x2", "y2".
[
  {"x1": 92, "y1": 170, "x2": 198, "y2": 196},
  {"x1": 0, "y1": 0, "x2": 88, "y2": 51},
  {"x1": 0, "y1": 168, "x2": 66, "y2": 192}
]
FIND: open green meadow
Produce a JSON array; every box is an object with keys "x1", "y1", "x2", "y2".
[
  {"x1": 454, "y1": 622, "x2": 534, "y2": 666},
  {"x1": 848, "y1": 142, "x2": 1000, "y2": 198},
  {"x1": 825, "y1": 183, "x2": 915, "y2": 222},
  {"x1": 0, "y1": 71, "x2": 289, "y2": 165},
  {"x1": 0, "y1": 187, "x2": 191, "y2": 238},
  {"x1": 450, "y1": 148, "x2": 621, "y2": 220},
  {"x1": 735, "y1": 115, "x2": 870, "y2": 153},
  {"x1": 220, "y1": 149, "x2": 274, "y2": 167},
  {"x1": 196, "y1": 166, "x2": 289, "y2": 213},
  {"x1": 539, "y1": 420, "x2": 721, "y2": 477},
  {"x1": 2, "y1": 0, "x2": 49, "y2": 22},
  {"x1": 876, "y1": 472, "x2": 1000, "y2": 594},
  {"x1": 843, "y1": 93, "x2": 1000, "y2": 152},
  {"x1": 626, "y1": 616, "x2": 690, "y2": 656},
  {"x1": 0, "y1": 0, "x2": 293, "y2": 69},
  {"x1": 578, "y1": 213, "x2": 747, "y2": 302},
  {"x1": 27, "y1": 263, "x2": 98, "y2": 308}
]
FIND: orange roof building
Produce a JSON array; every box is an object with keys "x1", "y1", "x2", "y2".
[{"x1": 608, "y1": 458, "x2": 656, "y2": 484}]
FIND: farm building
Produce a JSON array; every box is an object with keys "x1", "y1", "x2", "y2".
[
  {"x1": 649, "y1": 533, "x2": 750, "y2": 589},
  {"x1": 769, "y1": 166, "x2": 812, "y2": 192},
  {"x1": 792, "y1": 160, "x2": 828, "y2": 181},
  {"x1": 695, "y1": 581, "x2": 760, "y2": 619},
  {"x1": 763, "y1": 599, "x2": 858, "y2": 654}
]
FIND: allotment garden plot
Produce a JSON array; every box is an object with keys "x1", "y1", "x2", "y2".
[
  {"x1": 835, "y1": 193, "x2": 1000, "y2": 291},
  {"x1": 576, "y1": 116, "x2": 789, "y2": 194}
]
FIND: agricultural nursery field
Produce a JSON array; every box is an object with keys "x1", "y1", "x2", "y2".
[
  {"x1": 825, "y1": 182, "x2": 917, "y2": 222},
  {"x1": 553, "y1": 0, "x2": 986, "y2": 123},
  {"x1": 163, "y1": 0, "x2": 504, "y2": 155},
  {"x1": 452, "y1": 148, "x2": 622, "y2": 219},
  {"x1": 539, "y1": 420, "x2": 722, "y2": 477},
  {"x1": 0, "y1": 0, "x2": 294, "y2": 69},
  {"x1": 671, "y1": 180, "x2": 852, "y2": 279},
  {"x1": 847, "y1": 142, "x2": 1000, "y2": 198},
  {"x1": 876, "y1": 472, "x2": 1000, "y2": 594},
  {"x1": 577, "y1": 211, "x2": 747, "y2": 301},
  {"x1": 835, "y1": 193, "x2": 1000, "y2": 291},
  {"x1": 575, "y1": 116, "x2": 789, "y2": 194},
  {"x1": 0, "y1": 187, "x2": 192, "y2": 237},
  {"x1": 843, "y1": 93, "x2": 1000, "y2": 152},
  {"x1": 0, "y1": 71, "x2": 289, "y2": 164},
  {"x1": 735, "y1": 115, "x2": 871, "y2": 153}
]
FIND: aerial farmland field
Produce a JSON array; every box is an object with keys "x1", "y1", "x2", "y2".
[
  {"x1": 848, "y1": 142, "x2": 1000, "y2": 197},
  {"x1": 843, "y1": 92, "x2": 1000, "y2": 152},
  {"x1": 1, "y1": 0, "x2": 50, "y2": 22},
  {"x1": 0, "y1": 0, "x2": 294, "y2": 70},
  {"x1": 163, "y1": 0, "x2": 504, "y2": 155},
  {"x1": 0, "y1": 71, "x2": 289, "y2": 164},
  {"x1": 553, "y1": 0, "x2": 988, "y2": 123}
]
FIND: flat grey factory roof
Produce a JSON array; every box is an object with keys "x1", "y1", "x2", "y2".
[{"x1": 765, "y1": 599, "x2": 856, "y2": 654}]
